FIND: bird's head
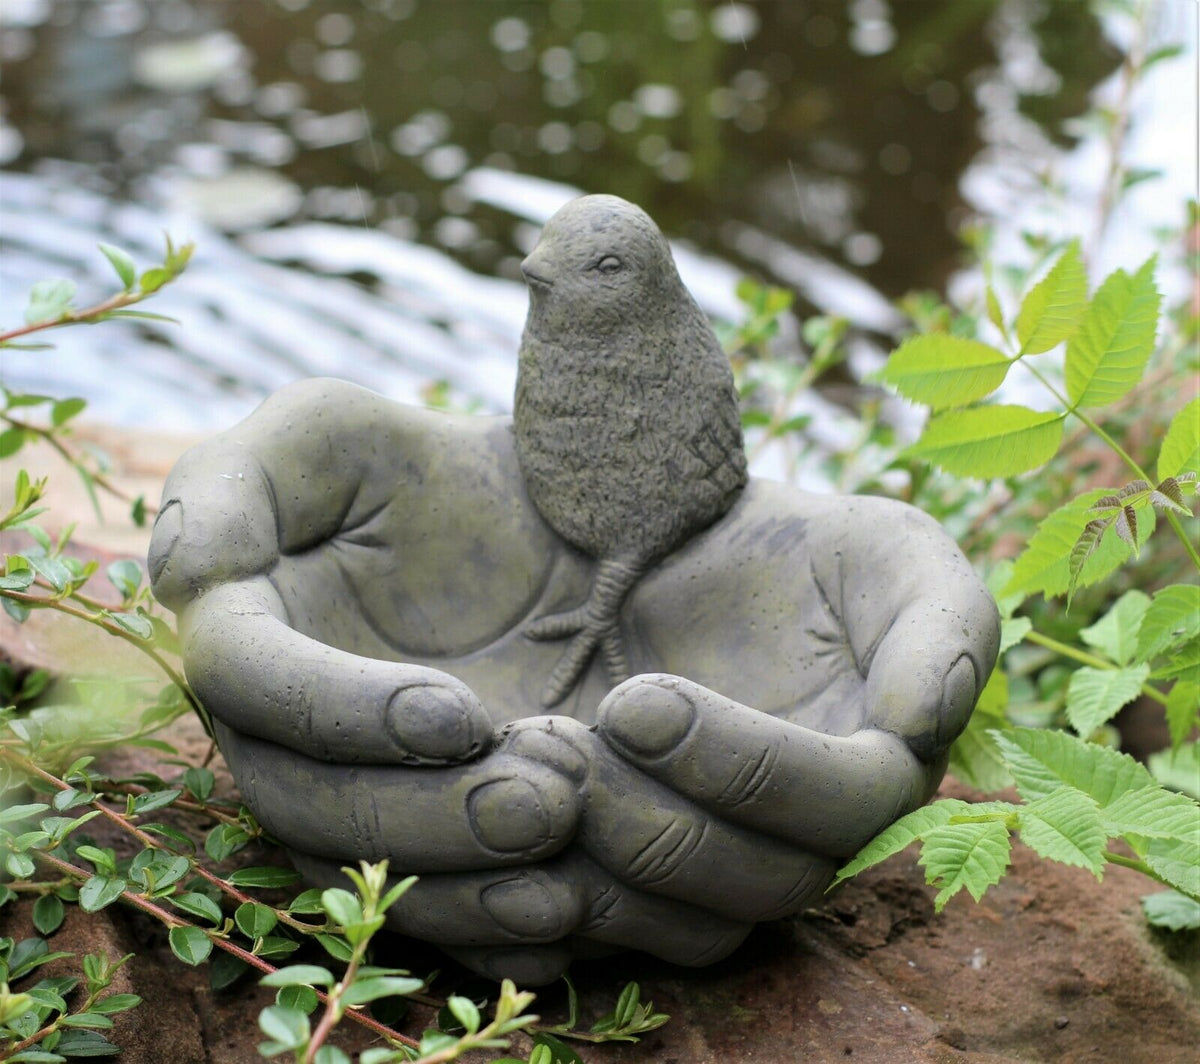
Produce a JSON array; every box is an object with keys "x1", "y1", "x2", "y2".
[{"x1": 520, "y1": 194, "x2": 684, "y2": 337}]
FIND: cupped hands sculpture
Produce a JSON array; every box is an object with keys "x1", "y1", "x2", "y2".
[{"x1": 148, "y1": 195, "x2": 999, "y2": 986}]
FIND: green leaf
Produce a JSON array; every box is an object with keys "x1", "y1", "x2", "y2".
[
  {"x1": 182, "y1": 766, "x2": 214, "y2": 802},
  {"x1": 227, "y1": 866, "x2": 301, "y2": 888},
  {"x1": 947, "y1": 669, "x2": 1012, "y2": 793},
  {"x1": 1065, "y1": 257, "x2": 1160, "y2": 408},
  {"x1": 0, "y1": 802, "x2": 50, "y2": 823},
  {"x1": 880, "y1": 336, "x2": 1012, "y2": 411},
  {"x1": 998, "y1": 616, "x2": 1031, "y2": 655},
  {"x1": 49, "y1": 1030, "x2": 120, "y2": 1057},
  {"x1": 1166, "y1": 682, "x2": 1200, "y2": 751},
  {"x1": 105, "y1": 560, "x2": 141, "y2": 600},
  {"x1": 833, "y1": 799, "x2": 979, "y2": 885},
  {"x1": 60, "y1": 1013, "x2": 113, "y2": 1030},
  {"x1": 130, "y1": 788, "x2": 180, "y2": 815},
  {"x1": 312, "y1": 1048, "x2": 350, "y2": 1064},
  {"x1": 168, "y1": 926, "x2": 213, "y2": 965},
  {"x1": 50, "y1": 398, "x2": 86, "y2": 428},
  {"x1": 1079, "y1": 590, "x2": 1150, "y2": 666},
  {"x1": 1136, "y1": 584, "x2": 1200, "y2": 662},
  {"x1": 25, "y1": 279, "x2": 76, "y2": 324},
  {"x1": 276, "y1": 984, "x2": 318, "y2": 1015},
  {"x1": 209, "y1": 951, "x2": 249, "y2": 991},
  {"x1": 0, "y1": 567, "x2": 35, "y2": 591},
  {"x1": 1017, "y1": 787, "x2": 1106, "y2": 875},
  {"x1": 78, "y1": 877, "x2": 125, "y2": 913},
  {"x1": 172, "y1": 892, "x2": 223, "y2": 925},
  {"x1": 903, "y1": 405, "x2": 1065, "y2": 478},
  {"x1": 1005, "y1": 490, "x2": 1156, "y2": 599},
  {"x1": 286, "y1": 889, "x2": 325, "y2": 915},
  {"x1": 918, "y1": 819, "x2": 1012, "y2": 909},
  {"x1": 1145, "y1": 837, "x2": 1200, "y2": 898},
  {"x1": 342, "y1": 976, "x2": 426, "y2": 1006},
  {"x1": 253, "y1": 935, "x2": 300, "y2": 959},
  {"x1": 315, "y1": 934, "x2": 353, "y2": 962},
  {"x1": 993, "y1": 726, "x2": 1153, "y2": 806},
  {"x1": 1142, "y1": 889, "x2": 1200, "y2": 930},
  {"x1": 0, "y1": 427, "x2": 25, "y2": 459},
  {"x1": 4, "y1": 1052, "x2": 66, "y2": 1063},
  {"x1": 258, "y1": 1005, "x2": 310, "y2": 1050},
  {"x1": 260, "y1": 965, "x2": 335, "y2": 988},
  {"x1": 90, "y1": 994, "x2": 141, "y2": 1015},
  {"x1": 138, "y1": 267, "x2": 169, "y2": 294},
  {"x1": 110, "y1": 611, "x2": 154, "y2": 640},
  {"x1": 32, "y1": 894, "x2": 64, "y2": 935},
  {"x1": 320, "y1": 887, "x2": 362, "y2": 927},
  {"x1": 1100, "y1": 785, "x2": 1200, "y2": 841},
  {"x1": 1065, "y1": 664, "x2": 1150, "y2": 738},
  {"x1": 97, "y1": 244, "x2": 136, "y2": 289},
  {"x1": 1158, "y1": 396, "x2": 1200, "y2": 479},
  {"x1": 1016, "y1": 240, "x2": 1087, "y2": 354},
  {"x1": 235, "y1": 902, "x2": 278, "y2": 940}
]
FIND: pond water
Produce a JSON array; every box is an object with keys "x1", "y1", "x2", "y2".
[{"x1": 0, "y1": 0, "x2": 1194, "y2": 480}]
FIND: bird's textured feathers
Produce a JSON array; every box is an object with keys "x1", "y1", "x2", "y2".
[{"x1": 515, "y1": 195, "x2": 747, "y2": 565}]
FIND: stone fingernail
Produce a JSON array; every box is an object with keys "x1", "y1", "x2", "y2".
[
  {"x1": 386, "y1": 683, "x2": 488, "y2": 762},
  {"x1": 468, "y1": 778, "x2": 551, "y2": 853},
  {"x1": 601, "y1": 681, "x2": 694, "y2": 758},
  {"x1": 147, "y1": 499, "x2": 182, "y2": 583},
  {"x1": 941, "y1": 655, "x2": 977, "y2": 717},
  {"x1": 479, "y1": 877, "x2": 563, "y2": 939},
  {"x1": 503, "y1": 727, "x2": 588, "y2": 782}
]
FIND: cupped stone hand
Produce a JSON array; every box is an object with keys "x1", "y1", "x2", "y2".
[{"x1": 148, "y1": 378, "x2": 999, "y2": 985}]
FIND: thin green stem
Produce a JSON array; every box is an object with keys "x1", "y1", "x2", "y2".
[
  {"x1": 1105, "y1": 849, "x2": 1197, "y2": 900},
  {"x1": 1025, "y1": 630, "x2": 1168, "y2": 706},
  {"x1": 1017, "y1": 359, "x2": 1200, "y2": 572}
]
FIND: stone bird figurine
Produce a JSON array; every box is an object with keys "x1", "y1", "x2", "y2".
[{"x1": 514, "y1": 194, "x2": 749, "y2": 708}]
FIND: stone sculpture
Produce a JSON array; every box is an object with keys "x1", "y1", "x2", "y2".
[{"x1": 148, "y1": 194, "x2": 999, "y2": 986}]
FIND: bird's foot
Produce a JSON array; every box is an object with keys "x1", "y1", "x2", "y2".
[{"x1": 525, "y1": 607, "x2": 631, "y2": 708}]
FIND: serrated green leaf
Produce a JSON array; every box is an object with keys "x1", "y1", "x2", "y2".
[
  {"x1": 993, "y1": 726, "x2": 1153, "y2": 806},
  {"x1": 998, "y1": 616, "x2": 1031, "y2": 655},
  {"x1": 918, "y1": 819, "x2": 1012, "y2": 909},
  {"x1": 1016, "y1": 240, "x2": 1087, "y2": 354},
  {"x1": 97, "y1": 244, "x2": 136, "y2": 289},
  {"x1": 833, "y1": 799, "x2": 978, "y2": 885},
  {"x1": 1100, "y1": 786, "x2": 1200, "y2": 841},
  {"x1": 1166, "y1": 682, "x2": 1200, "y2": 752},
  {"x1": 1158, "y1": 396, "x2": 1200, "y2": 479},
  {"x1": 1148, "y1": 742, "x2": 1200, "y2": 799},
  {"x1": 1005, "y1": 490, "x2": 1156, "y2": 598},
  {"x1": 1079, "y1": 590, "x2": 1150, "y2": 666},
  {"x1": 903, "y1": 405, "x2": 1064, "y2": 478},
  {"x1": 1145, "y1": 837, "x2": 1200, "y2": 898},
  {"x1": 1142, "y1": 889, "x2": 1200, "y2": 930},
  {"x1": 168, "y1": 925, "x2": 212, "y2": 965},
  {"x1": 1136, "y1": 585, "x2": 1200, "y2": 662},
  {"x1": 1066, "y1": 257, "x2": 1160, "y2": 408},
  {"x1": 1065, "y1": 664, "x2": 1150, "y2": 738},
  {"x1": 880, "y1": 335, "x2": 1012, "y2": 410},
  {"x1": 1017, "y1": 787, "x2": 1106, "y2": 875}
]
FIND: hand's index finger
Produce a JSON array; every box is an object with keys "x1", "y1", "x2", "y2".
[
  {"x1": 594, "y1": 675, "x2": 929, "y2": 859},
  {"x1": 182, "y1": 577, "x2": 494, "y2": 766}
]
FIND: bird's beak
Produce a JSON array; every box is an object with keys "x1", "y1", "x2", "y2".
[{"x1": 521, "y1": 252, "x2": 554, "y2": 290}]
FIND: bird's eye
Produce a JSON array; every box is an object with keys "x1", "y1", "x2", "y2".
[{"x1": 597, "y1": 255, "x2": 622, "y2": 274}]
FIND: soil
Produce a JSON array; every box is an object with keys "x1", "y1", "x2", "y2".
[{"x1": 2, "y1": 429, "x2": 1197, "y2": 1063}]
